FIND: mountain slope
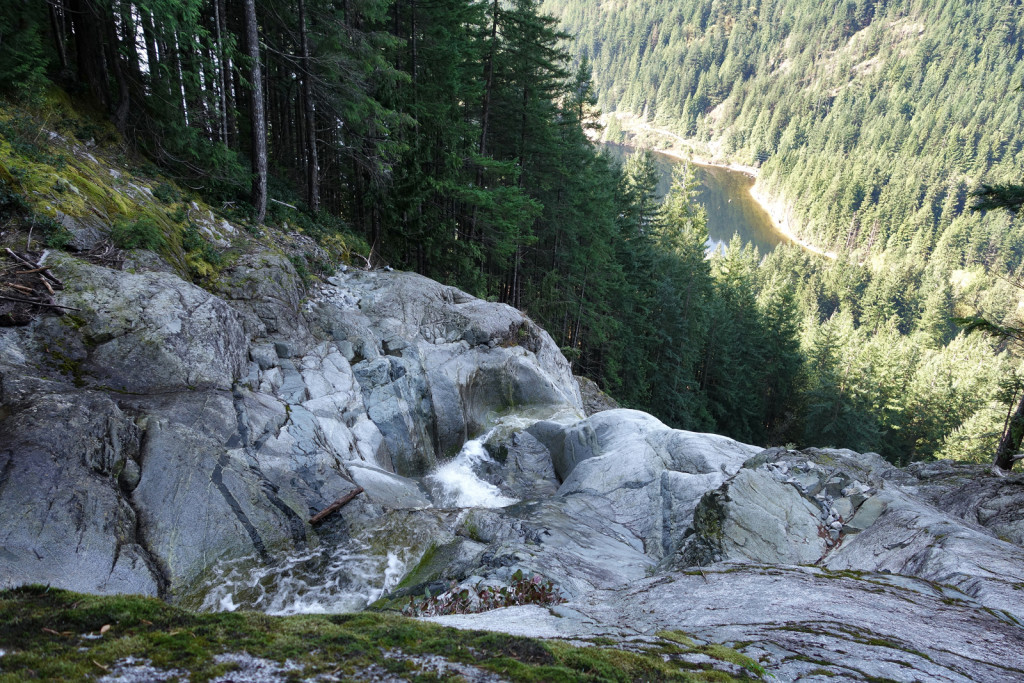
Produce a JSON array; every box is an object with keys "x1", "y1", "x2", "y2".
[{"x1": 543, "y1": 0, "x2": 1024, "y2": 263}]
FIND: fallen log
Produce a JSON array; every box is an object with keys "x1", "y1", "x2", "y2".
[{"x1": 310, "y1": 487, "x2": 365, "y2": 526}]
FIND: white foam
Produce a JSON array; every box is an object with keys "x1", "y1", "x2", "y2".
[
  {"x1": 200, "y1": 543, "x2": 410, "y2": 616},
  {"x1": 426, "y1": 434, "x2": 518, "y2": 509},
  {"x1": 219, "y1": 593, "x2": 240, "y2": 613}
]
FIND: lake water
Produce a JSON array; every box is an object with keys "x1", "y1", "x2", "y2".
[{"x1": 603, "y1": 143, "x2": 790, "y2": 254}]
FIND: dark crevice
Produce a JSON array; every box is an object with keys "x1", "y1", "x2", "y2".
[
  {"x1": 0, "y1": 450, "x2": 14, "y2": 500},
  {"x1": 230, "y1": 385, "x2": 307, "y2": 546},
  {"x1": 212, "y1": 454, "x2": 268, "y2": 560},
  {"x1": 122, "y1": 418, "x2": 171, "y2": 597}
]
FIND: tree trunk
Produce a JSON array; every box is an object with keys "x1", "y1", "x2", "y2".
[
  {"x1": 995, "y1": 392, "x2": 1024, "y2": 470},
  {"x1": 105, "y1": 5, "x2": 131, "y2": 133},
  {"x1": 214, "y1": 0, "x2": 229, "y2": 144},
  {"x1": 69, "y1": 0, "x2": 108, "y2": 108},
  {"x1": 470, "y1": 0, "x2": 499, "y2": 241},
  {"x1": 297, "y1": 0, "x2": 319, "y2": 212},
  {"x1": 244, "y1": 0, "x2": 267, "y2": 223},
  {"x1": 49, "y1": 1, "x2": 69, "y2": 71}
]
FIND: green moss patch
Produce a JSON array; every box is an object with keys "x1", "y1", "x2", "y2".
[
  {"x1": 653, "y1": 631, "x2": 767, "y2": 679},
  {"x1": 0, "y1": 586, "x2": 764, "y2": 682}
]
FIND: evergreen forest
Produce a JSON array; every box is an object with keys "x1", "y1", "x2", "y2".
[{"x1": 1, "y1": 0, "x2": 1021, "y2": 467}]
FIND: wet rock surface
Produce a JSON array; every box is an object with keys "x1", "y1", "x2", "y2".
[
  {"x1": 3, "y1": 254, "x2": 1024, "y2": 681},
  {"x1": 0, "y1": 257, "x2": 582, "y2": 599}
]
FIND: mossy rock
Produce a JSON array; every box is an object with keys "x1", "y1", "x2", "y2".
[{"x1": 0, "y1": 586, "x2": 760, "y2": 682}]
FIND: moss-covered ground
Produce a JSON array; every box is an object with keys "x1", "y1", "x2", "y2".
[{"x1": 0, "y1": 586, "x2": 768, "y2": 682}]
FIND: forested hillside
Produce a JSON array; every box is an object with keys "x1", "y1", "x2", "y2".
[
  {"x1": 540, "y1": 0, "x2": 1024, "y2": 465},
  {"x1": 0, "y1": 0, "x2": 809, "y2": 448},
  {"x1": 1, "y1": 0, "x2": 1018, "y2": 466},
  {"x1": 541, "y1": 0, "x2": 1024, "y2": 262}
]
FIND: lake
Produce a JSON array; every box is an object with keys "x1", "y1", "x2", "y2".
[{"x1": 602, "y1": 143, "x2": 790, "y2": 254}]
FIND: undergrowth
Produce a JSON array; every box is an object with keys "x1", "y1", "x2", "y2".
[
  {"x1": 403, "y1": 570, "x2": 566, "y2": 617},
  {"x1": 0, "y1": 586, "x2": 762, "y2": 682}
]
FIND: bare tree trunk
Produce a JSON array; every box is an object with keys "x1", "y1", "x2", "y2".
[
  {"x1": 49, "y1": 1, "x2": 69, "y2": 71},
  {"x1": 105, "y1": 4, "x2": 131, "y2": 132},
  {"x1": 995, "y1": 393, "x2": 1024, "y2": 471},
  {"x1": 69, "y1": 0, "x2": 108, "y2": 107},
  {"x1": 471, "y1": 0, "x2": 499, "y2": 240},
  {"x1": 214, "y1": 0, "x2": 229, "y2": 144},
  {"x1": 244, "y1": 0, "x2": 267, "y2": 223},
  {"x1": 297, "y1": 0, "x2": 319, "y2": 212}
]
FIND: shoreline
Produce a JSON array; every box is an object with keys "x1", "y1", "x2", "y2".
[{"x1": 607, "y1": 115, "x2": 837, "y2": 260}]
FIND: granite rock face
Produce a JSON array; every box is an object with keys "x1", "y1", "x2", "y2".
[
  {"x1": 308, "y1": 270, "x2": 583, "y2": 476},
  {"x1": 417, "y1": 443, "x2": 1024, "y2": 681},
  {"x1": 3, "y1": 247, "x2": 1024, "y2": 681},
  {"x1": 0, "y1": 392, "x2": 159, "y2": 596},
  {"x1": 0, "y1": 256, "x2": 582, "y2": 598},
  {"x1": 58, "y1": 258, "x2": 249, "y2": 393},
  {"x1": 530, "y1": 409, "x2": 759, "y2": 558}
]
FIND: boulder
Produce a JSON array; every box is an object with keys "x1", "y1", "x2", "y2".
[
  {"x1": 682, "y1": 467, "x2": 829, "y2": 566},
  {"x1": 54, "y1": 258, "x2": 248, "y2": 393},
  {"x1": 531, "y1": 409, "x2": 759, "y2": 558},
  {"x1": 0, "y1": 392, "x2": 160, "y2": 596},
  {"x1": 679, "y1": 447, "x2": 893, "y2": 567}
]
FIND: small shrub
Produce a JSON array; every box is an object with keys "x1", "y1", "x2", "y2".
[
  {"x1": 182, "y1": 224, "x2": 222, "y2": 264},
  {"x1": 0, "y1": 114, "x2": 64, "y2": 168},
  {"x1": 289, "y1": 254, "x2": 313, "y2": 287},
  {"x1": 152, "y1": 182, "x2": 181, "y2": 204},
  {"x1": 28, "y1": 213, "x2": 71, "y2": 249},
  {"x1": 0, "y1": 178, "x2": 29, "y2": 218},
  {"x1": 111, "y1": 217, "x2": 165, "y2": 250},
  {"x1": 403, "y1": 570, "x2": 565, "y2": 617}
]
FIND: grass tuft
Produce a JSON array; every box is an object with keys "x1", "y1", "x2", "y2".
[{"x1": 0, "y1": 587, "x2": 766, "y2": 682}]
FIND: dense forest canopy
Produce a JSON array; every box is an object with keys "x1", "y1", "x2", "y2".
[
  {"x1": 539, "y1": 0, "x2": 1024, "y2": 467},
  {"x1": 0, "y1": 0, "x2": 1020, "y2": 467},
  {"x1": 541, "y1": 0, "x2": 1024, "y2": 264}
]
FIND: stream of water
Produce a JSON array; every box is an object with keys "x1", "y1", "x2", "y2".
[
  {"x1": 602, "y1": 142, "x2": 791, "y2": 254},
  {"x1": 199, "y1": 419, "x2": 532, "y2": 615}
]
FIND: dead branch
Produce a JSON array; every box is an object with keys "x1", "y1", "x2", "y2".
[
  {"x1": 4, "y1": 248, "x2": 63, "y2": 288},
  {"x1": 310, "y1": 487, "x2": 365, "y2": 526},
  {"x1": 0, "y1": 295, "x2": 80, "y2": 311}
]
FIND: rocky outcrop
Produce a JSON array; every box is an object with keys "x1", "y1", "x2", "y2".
[
  {"x1": 413, "y1": 440, "x2": 1024, "y2": 681},
  {"x1": 529, "y1": 409, "x2": 759, "y2": 558},
  {"x1": 574, "y1": 375, "x2": 619, "y2": 415},
  {"x1": 58, "y1": 258, "x2": 250, "y2": 393},
  {"x1": 0, "y1": 391, "x2": 159, "y2": 596},
  {"x1": 0, "y1": 253, "x2": 583, "y2": 599},
  {"x1": 308, "y1": 270, "x2": 582, "y2": 476},
  {"x1": 429, "y1": 565, "x2": 1024, "y2": 683},
  {"x1": 3, "y1": 242, "x2": 1024, "y2": 681},
  {"x1": 897, "y1": 459, "x2": 1024, "y2": 545}
]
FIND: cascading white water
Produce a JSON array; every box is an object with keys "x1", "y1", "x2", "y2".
[
  {"x1": 199, "y1": 544, "x2": 409, "y2": 616},
  {"x1": 425, "y1": 429, "x2": 519, "y2": 509},
  {"x1": 199, "y1": 413, "x2": 568, "y2": 615}
]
